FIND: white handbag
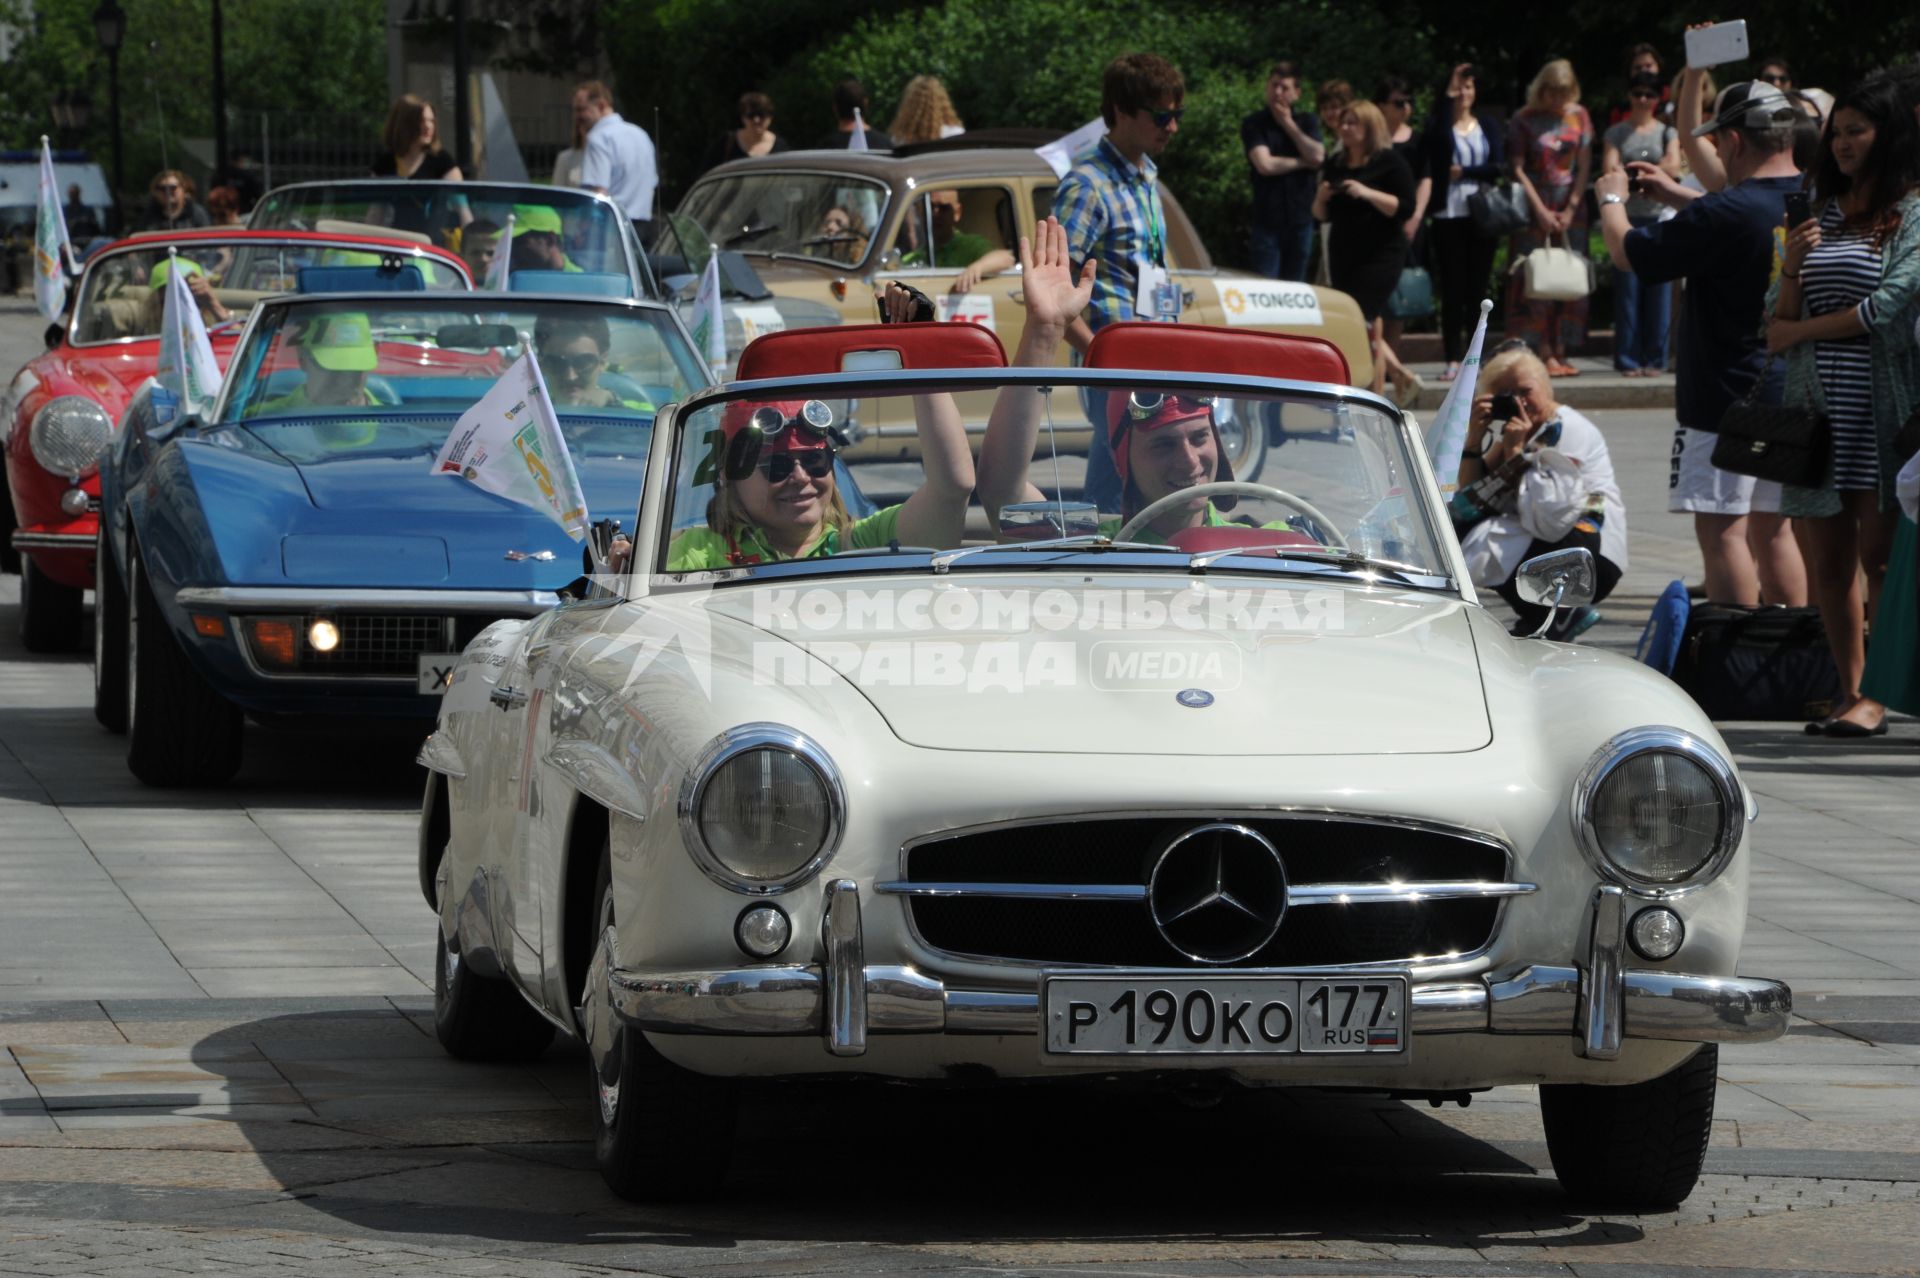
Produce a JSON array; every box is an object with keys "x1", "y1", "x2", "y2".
[{"x1": 1519, "y1": 234, "x2": 1594, "y2": 302}]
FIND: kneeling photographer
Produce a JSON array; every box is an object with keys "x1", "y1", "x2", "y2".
[{"x1": 1452, "y1": 346, "x2": 1629, "y2": 640}]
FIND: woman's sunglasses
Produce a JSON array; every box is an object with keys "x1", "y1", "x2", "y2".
[
  {"x1": 549, "y1": 351, "x2": 602, "y2": 377},
  {"x1": 1127, "y1": 391, "x2": 1214, "y2": 420},
  {"x1": 744, "y1": 112, "x2": 770, "y2": 121},
  {"x1": 1149, "y1": 107, "x2": 1185, "y2": 128},
  {"x1": 1629, "y1": 90, "x2": 1659, "y2": 100},
  {"x1": 759, "y1": 449, "x2": 833, "y2": 483}
]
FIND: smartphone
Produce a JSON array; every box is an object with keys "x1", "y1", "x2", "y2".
[
  {"x1": 1683, "y1": 19, "x2": 1749, "y2": 71},
  {"x1": 1489, "y1": 393, "x2": 1521, "y2": 422},
  {"x1": 1785, "y1": 192, "x2": 1812, "y2": 229}
]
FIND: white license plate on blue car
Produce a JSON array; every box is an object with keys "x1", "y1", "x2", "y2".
[
  {"x1": 1042, "y1": 973, "x2": 1409, "y2": 1058},
  {"x1": 417, "y1": 655, "x2": 460, "y2": 695}
]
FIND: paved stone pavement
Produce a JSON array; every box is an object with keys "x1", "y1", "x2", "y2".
[{"x1": 2, "y1": 298, "x2": 1919, "y2": 1274}]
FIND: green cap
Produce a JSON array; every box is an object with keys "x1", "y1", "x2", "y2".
[
  {"x1": 148, "y1": 257, "x2": 205, "y2": 288},
  {"x1": 294, "y1": 311, "x2": 377, "y2": 372},
  {"x1": 511, "y1": 204, "x2": 564, "y2": 237}
]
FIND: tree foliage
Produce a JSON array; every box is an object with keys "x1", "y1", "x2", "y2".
[{"x1": 2, "y1": 0, "x2": 387, "y2": 205}]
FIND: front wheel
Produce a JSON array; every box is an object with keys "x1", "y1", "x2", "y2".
[
  {"x1": 1540, "y1": 1043, "x2": 1718, "y2": 1207},
  {"x1": 93, "y1": 522, "x2": 128, "y2": 732},
  {"x1": 125, "y1": 553, "x2": 243, "y2": 786},
  {"x1": 20, "y1": 555, "x2": 84, "y2": 652},
  {"x1": 579, "y1": 848, "x2": 734, "y2": 1201}
]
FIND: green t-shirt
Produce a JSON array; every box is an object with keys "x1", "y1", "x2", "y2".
[
  {"x1": 665, "y1": 504, "x2": 904, "y2": 571},
  {"x1": 902, "y1": 230, "x2": 993, "y2": 269}
]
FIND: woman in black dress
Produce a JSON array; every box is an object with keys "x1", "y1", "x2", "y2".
[
  {"x1": 368, "y1": 94, "x2": 468, "y2": 238},
  {"x1": 1313, "y1": 99, "x2": 1417, "y2": 399}
]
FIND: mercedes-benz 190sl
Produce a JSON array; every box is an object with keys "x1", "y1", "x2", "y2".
[{"x1": 418, "y1": 316, "x2": 1789, "y2": 1207}]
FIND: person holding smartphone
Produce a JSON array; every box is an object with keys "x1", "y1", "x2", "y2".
[
  {"x1": 1596, "y1": 79, "x2": 1808, "y2": 610},
  {"x1": 1764, "y1": 72, "x2": 1920, "y2": 737}
]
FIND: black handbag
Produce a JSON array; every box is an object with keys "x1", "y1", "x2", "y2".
[
  {"x1": 1710, "y1": 360, "x2": 1830, "y2": 487},
  {"x1": 1467, "y1": 184, "x2": 1529, "y2": 237},
  {"x1": 1672, "y1": 604, "x2": 1843, "y2": 721}
]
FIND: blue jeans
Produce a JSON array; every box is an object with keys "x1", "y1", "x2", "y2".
[
  {"x1": 1250, "y1": 220, "x2": 1314, "y2": 282},
  {"x1": 1613, "y1": 217, "x2": 1671, "y2": 371}
]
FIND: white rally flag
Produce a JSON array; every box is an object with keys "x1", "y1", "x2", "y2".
[
  {"x1": 848, "y1": 107, "x2": 869, "y2": 152},
  {"x1": 689, "y1": 249, "x2": 726, "y2": 376},
  {"x1": 1037, "y1": 117, "x2": 1109, "y2": 179},
  {"x1": 483, "y1": 213, "x2": 514, "y2": 291},
  {"x1": 1424, "y1": 299, "x2": 1493, "y2": 494},
  {"x1": 430, "y1": 349, "x2": 589, "y2": 542},
  {"x1": 33, "y1": 137, "x2": 74, "y2": 322},
  {"x1": 155, "y1": 254, "x2": 224, "y2": 421}
]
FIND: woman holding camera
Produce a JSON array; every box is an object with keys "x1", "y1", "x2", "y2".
[
  {"x1": 1765, "y1": 73, "x2": 1920, "y2": 737},
  {"x1": 1453, "y1": 346, "x2": 1627, "y2": 640}
]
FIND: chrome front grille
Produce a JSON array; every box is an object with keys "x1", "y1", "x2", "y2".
[
  {"x1": 880, "y1": 815, "x2": 1527, "y2": 969},
  {"x1": 241, "y1": 612, "x2": 460, "y2": 678}
]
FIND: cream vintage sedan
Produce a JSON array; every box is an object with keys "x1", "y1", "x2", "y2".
[{"x1": 417, "y1": 321, "x2": 1789, "y2": 1206}]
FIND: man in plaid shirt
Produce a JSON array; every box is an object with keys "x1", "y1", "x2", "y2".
[{"x1": 1053, "y1": 52, "x2": 1187, "y2": 511}]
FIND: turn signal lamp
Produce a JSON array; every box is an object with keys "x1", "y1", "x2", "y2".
[
  {"x1": 247, "y1": 618, "x2": 298, "y2": 668},
  {"x1": 190, "y1": 613, "x2": 226, "y2": 638}
]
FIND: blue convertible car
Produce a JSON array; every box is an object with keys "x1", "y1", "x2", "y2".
[{"x1": 94, "y1": 292, "x2": 711, "y2": 787}]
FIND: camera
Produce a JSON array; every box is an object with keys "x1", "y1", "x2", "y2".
[{"x1": 1489, "y1": 392, "x2": 1521, "y2": 422}]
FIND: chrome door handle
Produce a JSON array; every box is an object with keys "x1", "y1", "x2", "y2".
[{"x1": 489, "y1": 685, "x2": 528, "y2": 710}]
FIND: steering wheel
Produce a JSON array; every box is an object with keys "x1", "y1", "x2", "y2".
[{"x1": 1115, "y1": 481, "x2": 1349, "y2": 550}]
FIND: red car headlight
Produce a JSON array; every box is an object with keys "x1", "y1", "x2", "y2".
[{"x1": 28, "y1": 396, "x2": 112, "y2": 478}]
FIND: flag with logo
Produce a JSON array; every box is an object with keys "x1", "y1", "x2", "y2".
[
  {"x1": 430, "y1": 350, "x2": 589, "y2": 541},
  {"x1": 33, "y1": 137, "x2": 74, "y2": 322},
  {"x1": 848, "y1": 107, "x2": 870, "y2": 152},
  {"x1": 484, "y1": 212, "x2": 514, "y2": 291},
  {"x1": 155, "y1": 253, "x2": 224, "y2": 420},
  {"x1": 689, "y1": 249, "x2": 726, "y2": 377},
  {"x1": 1424, "y1": 299, "x2": 1492, "y2": 494}
]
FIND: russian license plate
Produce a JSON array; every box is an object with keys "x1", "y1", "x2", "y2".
[
  {"x1": 417, "y1": 654, "x2": 460, "y2": 695},
  {"x1": 1042, "y1": 973, "x2": 1409, "y2": 1058}
]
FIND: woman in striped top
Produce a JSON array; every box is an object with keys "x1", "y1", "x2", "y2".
[{"x1": 1767, "y1": 74, "x2": 1920, "y2": 737}]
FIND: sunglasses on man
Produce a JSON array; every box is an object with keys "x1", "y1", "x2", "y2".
[
  {"x1": 1148, "y1": 107, "x2": 1185, "y2": 128},
  {"x1": 547, "y1": 351, "x2": 603, "y2": 377},
  {"x1": 759, "y1": 449, "x2": 834, "y2": 483},
  {"x1": 1388, "y1": 97, "x2": 1413, "y2": 108}
]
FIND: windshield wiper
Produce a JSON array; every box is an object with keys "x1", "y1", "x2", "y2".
[
  {"x1": 930, "y1": 535, "x2": 1188, "y2": 573},
  {"x1": 1186, "y1": 544, "x2": 1440, "y2": 585},
  {"x1": 724, "y1": 222, "x2": 780, "y2": 247}
]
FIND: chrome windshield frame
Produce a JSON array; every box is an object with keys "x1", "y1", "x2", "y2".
[
  {"x1": 63, "y1": 234, "x2": 475, "y2": 352},
  {"x1": 205, "y1": 291, "x2": 695, "y2": 427},
  {"x1": 648, "y1": 367, "x2": 1465, "y2": 594}
]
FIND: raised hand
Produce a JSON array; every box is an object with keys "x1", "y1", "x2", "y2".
[{"x1": 1018, "y1": 216, "x2": 1094, "y2": 332}]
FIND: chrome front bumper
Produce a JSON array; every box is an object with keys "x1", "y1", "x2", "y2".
[{"x1": 608, "y1": 882, "x2": 1792, "y2": 1060}]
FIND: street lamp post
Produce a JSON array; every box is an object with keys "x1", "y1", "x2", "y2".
[{"x1": 92, "y1": 0, "x2": 126, "y2": 224}]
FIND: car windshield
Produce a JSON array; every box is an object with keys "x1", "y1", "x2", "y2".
[
  {"x1": 670, "y1": 172, "x2": 890, "y2": 268},
  {"x1": 250, "y1": 182, "x2": 632, "y2": 283},
  {"x1": 656, "y1": 376, "x2": 1449, "y2": 583},
  {"x1": 69, "y1": 239, "x2": 467, "y2": 345},
  {"x1": 218, "y1": 299, "x2": 705, "y2": 463}
]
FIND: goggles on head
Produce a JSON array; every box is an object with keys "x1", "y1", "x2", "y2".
[
  {"x1": 747, "y1": 400, "x2": 834, "y2": 439},
  {"x1": 1126, "y1": 391, "x2": 1215, "y2": 421}
]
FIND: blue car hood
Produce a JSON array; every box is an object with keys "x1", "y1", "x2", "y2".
[{"x1": 183, "y1": 428, "x2": 646, "y2": 590}]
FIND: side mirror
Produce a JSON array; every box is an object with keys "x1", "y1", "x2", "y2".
[
  {"x1": 44, "y1": 323, "x2": 63, "y2": 349},
  {"x1": 1514, "y1": 547, "x2": 1596, "y2": 638}
]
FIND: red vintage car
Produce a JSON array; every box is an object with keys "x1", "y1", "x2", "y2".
[{"x1": 2, "y1": 228, "x2": 473, "y2": 650}]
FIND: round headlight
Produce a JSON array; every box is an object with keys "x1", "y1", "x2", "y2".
[
  {"x1": 1574, "y1": 729, "x2": 1742, "y2": 893},
  {"x1": 681, "y1": 725, "x2": 844, "y2": 894},
  {"x1": 29, "y1": 396, "x2": 113, "y2": 477}
]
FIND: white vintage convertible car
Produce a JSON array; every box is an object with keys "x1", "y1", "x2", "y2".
[{"x1": 418, "y1": 319, "x2": 1789, "y2": 1206}]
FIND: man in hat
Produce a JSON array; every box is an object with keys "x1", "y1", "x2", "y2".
[
  {"x1": 1594, "y1": 79, "x2": 1807, "y2": 608},
  {"x1": 508, "y1": 204, "x2": 584, "y2": 274},
  {"x1": 143, "y1": 257, "x2": 230, "y2": 329},
  {"x1": 248, "y1": 311, "x2": 394, "y2": 450}
]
